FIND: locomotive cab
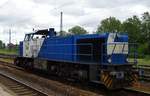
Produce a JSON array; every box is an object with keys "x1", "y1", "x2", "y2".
[
  {"x1": 24, "y1": 28, "x2": 56, "y2": 41},
  {"x1": 22, "y1": 28, "x2": 56, "y2": 58}
]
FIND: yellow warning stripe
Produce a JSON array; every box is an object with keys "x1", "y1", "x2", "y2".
[
  {"x1": 131, "y1": 74, "x2": 139, "y2": 86},
  {"x1": 133, "y1": 74, "x2": 138, "y2": 82},
  {"x1": 105, "y1": 73, "x2": 109, "y2": 81},
  {"x1": 100, "y1": 72, "x2": 113, "y2": 88},
  {"x1": 107, "y1": 78, "x2": 113, "y2": 88},
  {"x1": 105, "y1": 77, "x2": 111, "y2": 87},
  {"x1": 134, "y1": 74, "x2": 138, "y2": 79},
  {"x1": 103, "y1": 73, "x2": 112, "y2": 88},
  {"x1": 105, "y1": 76, "x2": 110, "y2": 84}
]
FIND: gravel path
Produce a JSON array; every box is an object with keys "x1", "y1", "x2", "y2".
[{"x1": 0, "y1": 83, "x2": 14, "y2": 96}]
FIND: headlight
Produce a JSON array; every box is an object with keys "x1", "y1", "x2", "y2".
[
  {"x1": 126, "y1": 58, "x2": 129, "y2": 62},
  {"x1": 108, "y1": 58, "x2": 111, "y2": 63}
]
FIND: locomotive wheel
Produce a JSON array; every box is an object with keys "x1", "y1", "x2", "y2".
[{"x1": 26, "y1": 61, "x2": 33, "y2": 70}]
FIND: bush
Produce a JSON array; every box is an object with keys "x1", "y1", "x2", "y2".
[
  {"x1": 145, "y1": 55, "x2": 150, "y2": 60},
  {"x1": 137, "y1": 43, "x2": 148, "y2": 58}
]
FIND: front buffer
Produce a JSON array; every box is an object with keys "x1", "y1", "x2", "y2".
[
  {"x1": 100, "y1": 41, "x2": 138, "y2": 89},
  {"x1": 100, "y1": 65, "x2": 138, "y2": 89}
]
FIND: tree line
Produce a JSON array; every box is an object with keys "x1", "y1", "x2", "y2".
[
  {"x1": 0, "y1": 12, "x2": 149, "y2": 56},
  {"x1": 68, "y1": 12, "x2": 150, "y2": 57},
  {"x1": 0, "y1": 40, "x2": 5, "y2": 49}
]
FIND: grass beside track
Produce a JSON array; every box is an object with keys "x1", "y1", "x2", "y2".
[
  {"x1": 0, "y1": 49, "x2": 18, "y2": 55},
  {"x1": 138, "y1": 59, "x2": 150, "y2": 66},
  {"x1": 0, "y1": 58, "x2": 14, "y2": 64}
]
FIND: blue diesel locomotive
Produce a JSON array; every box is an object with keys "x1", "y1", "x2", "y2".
[{"x1": 15, "y1": 28, "x2": 137, "y2": 89}]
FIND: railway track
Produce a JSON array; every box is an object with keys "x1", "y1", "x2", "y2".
[
  {"x1": 0, "y1": 72, "x2": 47, "y2": 96},
  {"x1": 0, "y1": 59, "x2": 102, "y2": 96},
  {"x1": 123, "y1": 88, "x2": 150, "y2": 96},
  {"x1": 0, "y1": 54, "x2": 150, "y2": 96},
  {"x1": 137, "y1": 65, "x2": 150, "y2": 81},
  {"x1": 0, "y1": 53, "x2": 17, "y2": 59}
]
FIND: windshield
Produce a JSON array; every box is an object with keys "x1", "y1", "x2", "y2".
[{"x1": 24, "y1": 34, "x2": 47, "y2": 41}]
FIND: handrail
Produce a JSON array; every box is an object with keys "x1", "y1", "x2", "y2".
[
  {"x1": 112, "y1": 43, "x2": 116, "y2": 55},
  {"x1": 122, "y1": 43, "x2": 125, "y2": 54}
]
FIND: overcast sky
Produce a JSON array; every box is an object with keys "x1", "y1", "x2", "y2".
[{"x1": 0, "y1": 0, "x2": 149, "y2": 44}]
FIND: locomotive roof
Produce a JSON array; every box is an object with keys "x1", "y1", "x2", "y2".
[
  {"x1": 34, "y1": 29, "x2": 49, "y2": 35},
  {"x1": 26, "y1": 28, "x2": 55, "y2": 35}
]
